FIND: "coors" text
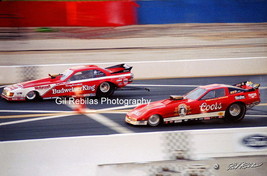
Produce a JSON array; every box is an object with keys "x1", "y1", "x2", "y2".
[{"x1": 200, "y1": 102, "x2": 222, "y2": 112}]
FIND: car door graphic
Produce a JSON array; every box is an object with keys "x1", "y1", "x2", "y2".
[
  {"x1": 197, "y1": 88, "x2": 228, "y2": 114},
  {"x1": 67, "y1": 69, "x2": 106, "y2": 97}
]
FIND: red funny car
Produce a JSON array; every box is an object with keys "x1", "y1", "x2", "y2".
[
  {"x1": 2, "y1": 64, "x2": 133, "y2": 101},
  {"x1": 126, "y1": 81, "x2": 260, "y2": 126}
]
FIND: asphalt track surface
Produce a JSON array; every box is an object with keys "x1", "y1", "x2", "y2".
[{"x1": 0, "y1": 75, "x2": 267, "y2": 141}]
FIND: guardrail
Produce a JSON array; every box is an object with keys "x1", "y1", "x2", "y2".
[{"x1": 1, "y1": 127, "x2": 266, "y2": 176}]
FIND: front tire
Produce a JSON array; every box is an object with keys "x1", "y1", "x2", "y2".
[
  {"x1": 148, "y1": 114, "x2": 162, "y2": 127},
  {"x1": 224, "y1": 103, "x2": 246, "y2": 122},
  {"x1": 26, "y1": 91, "x2": 40, "y2": 101},
  {"x1": 97, "y1": 82, "x2": 115, "y2": 97}
]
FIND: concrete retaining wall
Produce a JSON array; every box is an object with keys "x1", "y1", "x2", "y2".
[
  {"x1": 0, "y1": 56, "x2": 267, "y2": 85},
  {"x1": 1, "y1": 127, "x2": 266, "y2": 176}
]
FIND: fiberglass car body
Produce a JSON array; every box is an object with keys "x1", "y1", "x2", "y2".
[
  {"x1": 2, "y1": 64, "x2": 133, "y2": 101},
  {"x1": 126, "y1": 81, "x2": 260, "y2": 126}
]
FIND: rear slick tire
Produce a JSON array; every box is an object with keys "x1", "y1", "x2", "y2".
[
  {"x1": 224, "y1": 103, "x2": 246, "y2": 123},
  {"x1": 97, "y1": 82, "x2": 115, "y2": 97}
]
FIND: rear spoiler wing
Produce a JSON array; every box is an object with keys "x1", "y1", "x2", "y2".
[
  {"x1": 105, "y1": 64, "x2": 133, "y2": 74},
  {"x1": 234, "y1": 81, "x2": 260, "y2": 91}
]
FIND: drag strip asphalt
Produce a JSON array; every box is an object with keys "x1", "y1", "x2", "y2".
[{"x1": 0, "y1": 75, "x2": 267, "y2": 141}]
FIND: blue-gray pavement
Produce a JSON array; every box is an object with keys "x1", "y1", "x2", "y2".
[{"x1": 0, "y1": 75, "x2": 266, "y2": 141}]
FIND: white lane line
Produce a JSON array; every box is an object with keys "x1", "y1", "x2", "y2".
[
  {"x1": 1, "y1": 100, "x2": 265, "y2": 115},
  {"x1": 0, "y1": 109, "x2": 129, "y2": 115},
  {"x1": 93, "y1": 104, "x2": 141, "y2": 112},
  {"x1": 0, "y1": 110, "x2": 73, "y2": 113},
  {"x1": 0, "y1": 56, "x2": 266, "y2": 67},
  {"x1": 66, "y1": 102, "x2": 133, "y2": 134},
  {"x1": 246, "y1": 115, "x2": 267, "y2": 118},
  {"x1": 1, "y1": 98, "x2": 265, "y2": 126},
  {"x1": 96, "y1": 111, "x2": 129, "y2": 114},
  {"x1": 1, "y1": 84, "x2": 266, "y2": 89},
  {"x1": 83, "y1": 112, "x2": 133, "y2": 134},
  {"x1": 130, "y1": 84, "x2": 267, "y2": 90},
  {"x1": 258, "y1": 103, "x2": 267, "y2": 106},
  {"x1": 0, "y1": 114, "x2": 74, "y2": 126},
  {"x1": 130, "y1": 84, "x2": 199, "y2": 87}
]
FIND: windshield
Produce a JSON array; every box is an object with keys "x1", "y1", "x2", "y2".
[
  {"x1": 60, "y1": 69, "x2": 73, "y2": 81},
  {"x1": 185, "y1": 88, "x2": 206, "y2": 100}
]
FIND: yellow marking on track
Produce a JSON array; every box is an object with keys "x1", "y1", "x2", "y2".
[
  {"x1": 0, "y1": 109, "x2": 130, "y2": 119},
  {"x1": 0, "y1": 101, "x2": 265, "y2": 120},
  {"x1": 87, "y1": 109, "x2": 131, "y2": 114},
  {"x1": 0, "y1": 112, "x2": 73, "y2": 119}
]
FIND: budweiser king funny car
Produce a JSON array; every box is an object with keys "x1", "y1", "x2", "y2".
[
  {"x1": 126, "y1": 81, "x2": 260, "y2": 126},
  {"x1": 2, "y1": 64, "x2": 133, "y2": 101}
]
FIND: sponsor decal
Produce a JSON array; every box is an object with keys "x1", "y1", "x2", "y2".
[
  {"x1": 52, "y1": 85, "x2": 96, "y2": 94},
  {"x1": 235, "y1": 95, "x2": 245, "y2": 100},
  {"x1": 242, "y1": 134, "x2": 267, "y2": 149},
  {"x1": 65, "y1": 83, "x2": 82, "y2": 87},
  {"x1": 200, "y1": 102, "x2": 222, "y2": 112},
  {"x1": 123, "y1": 78, "x2": 128, "y2": 85},
  {"x1": 82, "y1": 93, "x2": 96, "y2": 97},
  {"x1": 218, "y1": 112, "x2": 224, "y2": 117},
  {"x1": 35, "y1": 85, "x2": 51, "y2": 90},
  {"x1": 178, "y1": 104, "x2": 187, "y2": 117},
  {"x1": 9, "y1": 85, "x2": 20, "y2": 90},
  {"x1": 230, "y1": 90, "x2": 238, "y2": 94},
  {"x1": 132, "y1": 110, "x2": 143, "y2": 116},
  {"x1": 248, "y1": 93, "x2": 257, "y2": 99}
]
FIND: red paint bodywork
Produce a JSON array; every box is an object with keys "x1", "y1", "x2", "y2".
[
  {"x1": 2, "y1": 64, "x2": 133, "y2": 101},
  {"x1": 126, "y1": 82, "x2": 261, "y2": 125}
]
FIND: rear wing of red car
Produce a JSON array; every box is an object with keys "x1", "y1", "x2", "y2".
[
  {"x1": 105, "y1": 64, "x2": 133, "y2": 74},
  {"x1": 234, "y1": 81, "x2": 260, "y2": 91}
]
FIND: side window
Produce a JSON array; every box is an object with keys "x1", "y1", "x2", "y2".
[
  {"x1": 93, "y1": 70, "x2": 105, "y2": 78},
  {"x1": 201, "y1": 88, "x2": 225, "y2": 100},
  {"x1": 69, "y1": 70, "x2": 106, "y2": 81},
  {"x1": 69, "y1": 70, "x2": 93, "y2": 81},
  {"x1": 82, "y1": 70, "x2": 94, "y2": 79},
  {"x1": 69, "y1": 72, "x2": 83, "y2": 81}
]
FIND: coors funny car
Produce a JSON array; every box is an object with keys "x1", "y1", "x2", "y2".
[
  {"x1": 126, "y1": 81, "x2": 260, "y2": 126},
  {"x1": 2, "y1": 64, "x2": 133, "y2": 101}
]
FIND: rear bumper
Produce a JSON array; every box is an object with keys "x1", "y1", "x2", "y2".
[{"x1": 246, "y1": 101, "x2": 260, "y2": 109}]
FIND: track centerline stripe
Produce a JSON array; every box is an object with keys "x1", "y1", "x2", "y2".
[
  {"x1": 0, "y1": 113, "x2": 66, "y2": 119},
  {"x1": 129, "y1": 84, "x2": 199, "y2": 87},
  {"x1": 84, "y1": 112, "x2": 133, "y2": 134},
  {"x1": 0, "y1": 110, "x2": 73, "y2": 113},
  {"x1": 0, "y1": 114, "x2": 74, "y2": 126},
  {"x1": 65, "y1": 103, "x2": 133, "y2": 134}
]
